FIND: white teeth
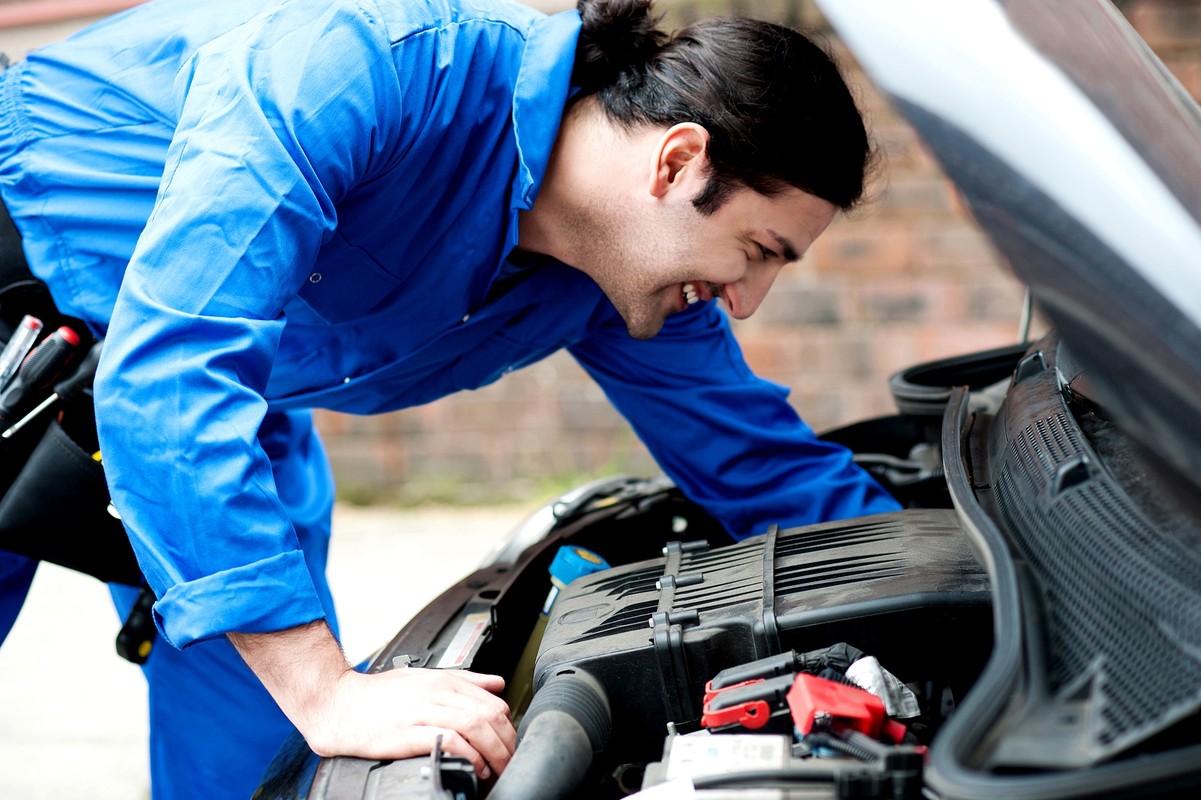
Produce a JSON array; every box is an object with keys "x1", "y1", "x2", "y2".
[{"x1": 683, "y1": 283, "x2": 699, "y2": 305}]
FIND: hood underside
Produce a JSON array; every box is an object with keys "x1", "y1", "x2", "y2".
[{"x1": 816, "y1": 0, "x2": 1201, "y2": 495}]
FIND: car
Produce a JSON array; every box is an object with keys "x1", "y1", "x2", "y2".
[{"x1": 256, "y1": 0, "x2": 1201, "y2": 797}]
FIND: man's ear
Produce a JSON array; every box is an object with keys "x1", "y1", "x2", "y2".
[{"x1": 649, "y1": 123, "x2": 710, "y2": 199}]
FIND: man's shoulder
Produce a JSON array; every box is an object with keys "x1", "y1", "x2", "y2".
[{"x1": 363, "y1": 0, "x2": 545, "y2": 42}]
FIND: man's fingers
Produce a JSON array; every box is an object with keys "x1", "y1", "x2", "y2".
[
  {"x1": 392, "y1": 668, "x2": 512, "y2": 729},
  {"x1": 407, "y1": 727, "x2": 489, "y2": 777},
  {"x1": 455, "y1": 669, "x2": 506, "y2": 695},
  {"x1": 396, "y1": 674, "x2": 516, "y2": 772},
  {"x1": 432, "y1": 712, "x2": 513, "y2": 776},
  {"x1": 385, "y1": 711, "x2": 511, "y2": 777},
  {"x1": 316, "y1": 667, "x2": 517, "y2": 776}
]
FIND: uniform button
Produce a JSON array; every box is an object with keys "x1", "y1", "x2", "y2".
[
  {"x1": 461, "y1": 314, "x2": 471, "y2": 323},
  {"x1": 309, "y1": 272, "x2": 323, "y2": 283}
]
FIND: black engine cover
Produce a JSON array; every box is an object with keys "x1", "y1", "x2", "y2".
[{"x1": 533, "y1": 508, "x2": 991, "y2": 760}]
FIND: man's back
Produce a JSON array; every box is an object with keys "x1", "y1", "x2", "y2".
[{"x1": 0, "y1": 0, "x2": 557, "y2": 331}]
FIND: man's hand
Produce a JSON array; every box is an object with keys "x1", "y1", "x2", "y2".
[{"x1": 228, "y1": 620, "x2": 515, "y2": 778}]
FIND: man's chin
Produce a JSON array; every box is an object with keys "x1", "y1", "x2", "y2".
[
  {"x1": 623, "y1": 316, "x2": 665, "y2": 341},
  {"x1": 609, "y1": 296, "x2": 669, "y2": 340}
]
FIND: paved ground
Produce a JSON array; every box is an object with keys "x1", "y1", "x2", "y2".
[{"x1": 0, "y1": 503, "x2": 532, "y2": 800}]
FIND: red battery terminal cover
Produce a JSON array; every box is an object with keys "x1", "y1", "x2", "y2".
[
  {"x1": 787, "y1": 672, "x2": 908, "y2": 744},
  {"x1": 700, "y1": 677, "x2": 776, "y2": 731}
]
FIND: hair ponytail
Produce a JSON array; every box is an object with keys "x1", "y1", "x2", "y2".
[
  {"x1": 571, "y1": 4, "x2": 872, "y2": 211},
  {"x1": 574, "y1": 0, "x2": 666, "y2": 93}
]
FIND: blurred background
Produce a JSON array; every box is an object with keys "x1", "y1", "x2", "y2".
[
  {"x1": 3, "y1": 0, "x2": 1200, "y2": 508},
  {"x1": 1, "y1": 1, "x2": 1200, "y2": 798}
]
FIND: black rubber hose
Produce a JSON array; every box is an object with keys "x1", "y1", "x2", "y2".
[{"x1": 488, "y1": 669, "x2": 611, "y2": 800}]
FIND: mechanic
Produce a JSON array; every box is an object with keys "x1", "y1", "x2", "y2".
[{"x1": 0, "y1": 0, "x2": 900, "y2": 797}]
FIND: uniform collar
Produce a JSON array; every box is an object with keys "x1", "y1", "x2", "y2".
[
  {"x1": 475, "y1": 8, "x2": 580, "y2": 310},
  {"x1": 506, "y1": 9, "x2": 581, "y2": 228}
]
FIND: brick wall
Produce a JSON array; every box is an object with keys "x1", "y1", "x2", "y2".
[
  {"x1": 323, "y1": 0, "x2": 1201, "y2": 505},
  {"x1": 3, "y1": 1, "x2": 1198, "y2": 504}
]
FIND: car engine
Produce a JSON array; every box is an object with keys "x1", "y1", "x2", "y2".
[{"x1": 258, "y1": 335, "x2": 1201, "y2": 800}]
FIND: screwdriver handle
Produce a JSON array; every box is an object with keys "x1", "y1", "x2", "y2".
[
  {"x1": 0, "y1": 314, "x2": 43, "y2": 392},
  {"x1": 0, "y1": 326, "x2": 81, "y2": 429},
  {"x1": 52, "y1": 339, "x2": 103, "y2": 402},
  {"x1": 0, "y1": 339, "x2": 104, "y2": 441}
]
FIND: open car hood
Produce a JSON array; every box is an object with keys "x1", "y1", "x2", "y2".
[{"x1": 816, "y1": 0, "x2": 1201, "y2": 494}]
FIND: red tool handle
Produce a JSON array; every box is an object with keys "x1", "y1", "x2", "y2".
[{"x1": 0, "y1": 326, "x2": 82, "y2": 429}]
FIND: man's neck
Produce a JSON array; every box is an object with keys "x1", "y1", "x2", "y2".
[{"x1": 516, "y1": 98, "x2": 631, "y2": 267}]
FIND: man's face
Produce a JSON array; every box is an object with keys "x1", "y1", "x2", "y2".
[{"x1": 579, "y1": 185, "x2": 839, "y2": 340}]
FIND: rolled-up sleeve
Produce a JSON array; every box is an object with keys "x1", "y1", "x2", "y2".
[
  {"x1": 570, "y1": 303, "x2": 902, "y2": 540},
  {"x1": 94, "y1": 2, "x2": 405, "y2": 647}
]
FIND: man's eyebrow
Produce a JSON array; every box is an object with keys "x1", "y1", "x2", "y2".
[{"x1": 767, "y1": 229, "x2": 799, "y2": 262}]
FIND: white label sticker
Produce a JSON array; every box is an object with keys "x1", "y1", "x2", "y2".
[
  {"x1": 434, "y1": 612, "x2": 490, "y2": 669},
  {"x1": 665, "y1": 733, "x2": 789, "y2": 781}
]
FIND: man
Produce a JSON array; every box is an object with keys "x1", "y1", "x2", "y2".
[{"x1": 0, "y1": 0, "x2": 900, "y2": 796}]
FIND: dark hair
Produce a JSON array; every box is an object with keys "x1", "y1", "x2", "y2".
[{"x1": 574, "y1": 0, "x2": 872, "y2": 213}]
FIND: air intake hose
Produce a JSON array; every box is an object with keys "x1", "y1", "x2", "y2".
[{"x1": 488, "y1": 669, "x2": 610, "y2": 800}]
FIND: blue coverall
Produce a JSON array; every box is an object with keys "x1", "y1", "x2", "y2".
[{"x1": 0, "y1": 0, "x2": 900, "y2": 797}]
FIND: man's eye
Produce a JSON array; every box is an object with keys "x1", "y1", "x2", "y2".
[{"x1": 758, "y1": 243, "x2": 777, "y2": 260}]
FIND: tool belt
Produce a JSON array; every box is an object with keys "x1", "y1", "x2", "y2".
[{"x1": 0, "y1": 193, "x2": 144, "y2": 588}]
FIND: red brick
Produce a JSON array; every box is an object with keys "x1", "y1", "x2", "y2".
[
  {"x1": 916, "y1": 323, "x2": 1023, "y2": 363},
  {"x1": 739, "y1": 333, "x2": 799, "y2": 379},
  {"x1": 966, "y1": 280, "x2": 1029, "y2": 323},
  {"x1": 909, "y1": 223, "x2": 1008, "y2": 275},
  {"x1": 1126, "y1": 0, "x2": 1201, "y2": 51},
  {"x1": 751, "y1": 283, "x2": 846, "y2": 327},
  {"x1": 871, "y1": 176, "x2": 961, "y2": 219},
  {"x1": 852, "y1": 277, "x2": 969, "y2": 324},
  {"x1": 803, "y1": 329, "x2": 874, "y2": 378},
  {"x1": 811, "y1": 220, "x2": 911, "y2": 274},
  {"x1": 867, "y1": 328, "x2": 923, "y2": 378}
]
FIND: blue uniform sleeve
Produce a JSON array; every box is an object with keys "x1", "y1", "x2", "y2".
[
  {"x1": 569, "y1": 303, "x2": 902, "y2": 540},
  {"x1": 93, "y1": 2, "x2": 407, "y2": 648}
]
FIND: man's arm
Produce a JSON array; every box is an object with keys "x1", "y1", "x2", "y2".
[
  {"x1": 228, "y1": 620, "x2": 516, "y2": 777},
  {"x1": 570, "y1": 302, "x2": 901, "y2": 538}
]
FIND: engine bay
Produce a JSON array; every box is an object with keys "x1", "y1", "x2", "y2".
[
  {"x1": 530, "y1": 509, "x2": 991, "y2": 787},
  {"x1": 257, "y1": 333, "x2": 1201, "y2": 799}
]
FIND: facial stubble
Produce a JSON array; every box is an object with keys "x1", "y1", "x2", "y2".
[{"x1": 562, "y1": 192, "x2": 704, "y2": 340}]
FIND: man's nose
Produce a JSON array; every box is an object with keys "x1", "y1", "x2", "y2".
[{"x1": 723, "y1": 264, "x2": 781, "y2": 319}]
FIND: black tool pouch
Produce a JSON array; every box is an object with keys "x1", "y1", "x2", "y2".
[
  {"x1": 0, "y1": 192, "x2": 144, "y2": 587},
  {"x1": 0, "y1": 405, "x2": 143, "y2": 586}
]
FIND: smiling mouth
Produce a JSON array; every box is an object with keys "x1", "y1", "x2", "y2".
[{"x1": 682, "y1": 282, "x2": 722, "y2": 307}]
